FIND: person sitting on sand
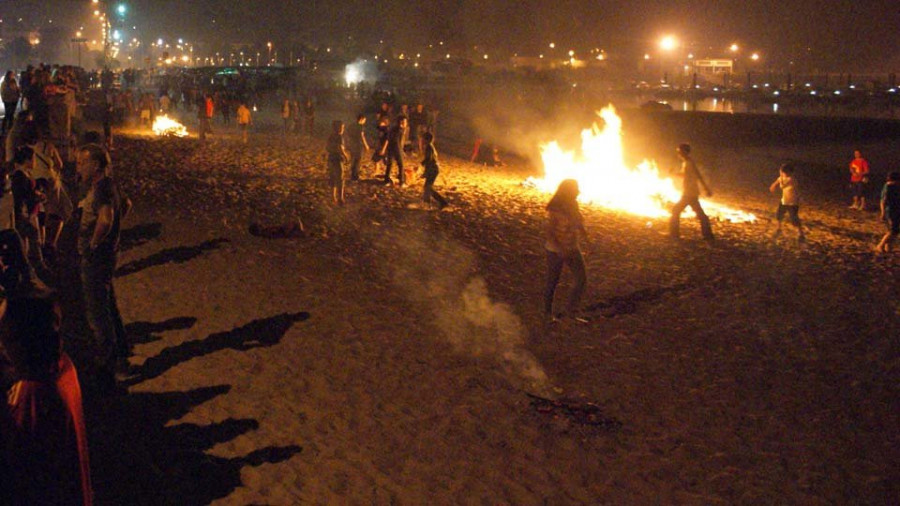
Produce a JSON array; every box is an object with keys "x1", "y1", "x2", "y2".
[
  {"x1": 544, "y1": 179, "x2": 587, "y2": 322},
  {"x1": 769, "y1": 164, "x2": 805, "y2": 243},
  {"x1": 876, "y1": 171, "x2": 900, "y2": 253}
]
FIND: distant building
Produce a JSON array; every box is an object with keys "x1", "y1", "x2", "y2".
[{"x1": 692, "y1": 59, "x2": 734, "y2": 86}]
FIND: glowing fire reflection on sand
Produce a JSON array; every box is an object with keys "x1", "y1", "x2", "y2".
[
  {"x1": 152, "y1": 115, "x2": 189, "y2": 137},
  {"x1": 526, "y1": 106, "x2": 756, "y2": 223}
]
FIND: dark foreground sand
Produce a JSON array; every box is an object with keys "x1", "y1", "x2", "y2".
[{"x1": 65, "y1": 115, "x2": 899, "y2": 504}]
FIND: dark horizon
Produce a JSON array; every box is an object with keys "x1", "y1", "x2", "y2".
[{"x1": 3, "y1": 0, "x2": 899, "y2": 71}]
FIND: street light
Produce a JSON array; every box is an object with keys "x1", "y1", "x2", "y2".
[
  {"x1": 659, "y1": 35, "x2": 678, "y2": 52},
  {"x1": 659, "y1": 35, "x2": 679, "y2": 84},
  {"x1": 267, "y1": 41, "x2": 273, "y2": 64}
]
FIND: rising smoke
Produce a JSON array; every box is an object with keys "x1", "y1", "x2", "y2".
[{"x1": 376, "y1": 223, "x2": 553, "y2": 397}]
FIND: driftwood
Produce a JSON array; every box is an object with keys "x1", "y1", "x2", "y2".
[{"x1": 527, "y1": 393, "x2": 622, "y2": 429}]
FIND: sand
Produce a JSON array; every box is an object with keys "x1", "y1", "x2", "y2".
[{"x1": 68, "y1": 113, "x2": 900, "y2": 505}]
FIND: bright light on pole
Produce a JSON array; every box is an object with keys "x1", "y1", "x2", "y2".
[
  {"x1": 751, "y1": 52, "x2": 760, "y2": 61},
  {"x1": 659, "y1": 35, "x2": 678, "y2": 52},
  {"x1": 116, "y1": 4, "x2": 126, "y2": 15},
  {"x1": 730, "y1": 43, "x2": 739, "y2": 53}
]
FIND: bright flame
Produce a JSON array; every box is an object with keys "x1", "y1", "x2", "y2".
[
  {"x1": 152, "y1": 115, "x2": 188, "y2": 137},
  {"x1": 526, "y1": 106, "x2": 756, "y2": 223}
]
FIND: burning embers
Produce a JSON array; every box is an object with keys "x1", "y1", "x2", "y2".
[
  {"x1": 527, "y1": 106, "x2": 756, "y2": 223},
  {"x1": 152, "y1": 115, "x2": 189, "y2": 137}
]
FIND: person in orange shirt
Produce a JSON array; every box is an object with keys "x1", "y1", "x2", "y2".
[
  {"x1": 236, "y1": 101, "x2": 252, "y2": 144},
  {"x1": 849, "y1": 149, "x2": 870, "y2": 210}
]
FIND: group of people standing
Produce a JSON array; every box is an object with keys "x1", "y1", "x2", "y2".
[
  {"x1": 324, "y1": 102, "x2": 447, "y2": 209},
  {"x1": 0, "y1": 70, "x2": 135, "y2": 504}
]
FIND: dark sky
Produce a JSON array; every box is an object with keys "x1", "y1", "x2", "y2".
[{"x1": 8, "y1": 0, "x2": 900, "y2": 70}]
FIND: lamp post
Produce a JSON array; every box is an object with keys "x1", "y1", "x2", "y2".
[
  {"x1": 659, "y1": 35, "x2": 679, "y2": 85},
  {"x1": 267, "y1": 42, "x2": 273, "y2": 65}
]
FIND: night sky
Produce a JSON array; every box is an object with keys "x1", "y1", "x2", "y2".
[{"x1": 5, "y1": 0, "x2": 900, "y2": 70}]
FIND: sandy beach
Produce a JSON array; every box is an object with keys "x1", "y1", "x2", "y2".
[{"x1": 63, "y1": 113, "x2": 900, "y2": 504}]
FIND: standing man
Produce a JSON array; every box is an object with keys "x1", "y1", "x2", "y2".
[
  {"x1": 198, "y1": 94, "x2": 213, "y2": 141},
  {"x1": 849, "y1": 149, "x2": 870, "y2": 210},
  {"x1": 236, "y1": 101, "x2": 252, "y2": 144},
  {"x1": 669, "y1": 143, "x2": 714, "y2": 241},
  {"x1": 383, "y1": 115, "x2": 408, "y2": 187},
  {"x1": 347, "y1": 114, "x2": 369, "y2": 181},
  {"x1": 76, "y1": 144, "x2": 131, "y2": 392},
  {"x1": 2, "y1": 70, "x2": 20, "y2": 135}
]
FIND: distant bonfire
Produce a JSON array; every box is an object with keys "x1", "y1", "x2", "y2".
[{"x1": 152, "y1": 115, "x2": 188, "y2": 137}]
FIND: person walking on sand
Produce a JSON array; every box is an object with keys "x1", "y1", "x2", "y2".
[
  {"x1": 236, "y1": 101, "x2": 252, "y2": 144},
  {"x1": 421, "y1": 132, "x2": 448, "y2": 209},
  {"x1": 544, "y1": 179, "x2": 587, "y2": 322},
  {"x1": 383, "y1": 115, "x2": 408, "y2": 187},
  {"x1": 876, "y1": 171, "x2": 900, "y2": 253},
  {"x1": 669, "y1": 143, "x2": 714, "y2": 241},
  {"x1": 326, "y1": 120, "x2": 350, "y2": 205},
  {"x1": 849, "y1": 149, "x2": 870, "y2": 210},
  {"x1": 769, "y1": 164, "x2": 805, "y2": 243}
]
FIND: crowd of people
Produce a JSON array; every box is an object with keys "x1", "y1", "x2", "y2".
[
  {"x1": 0, "y1": 60, "x2": 897, "y2": 503},
  {"x1": 0, "y1": 64, "x2": 134, "y2": 505}
]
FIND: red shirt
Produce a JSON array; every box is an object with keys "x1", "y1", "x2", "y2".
[
  {"x1": 6, "y1": 354, "x2": 93, "y2": 506},
  {"x1": 850, "y1": 158, "x2": 869, "y2": 182}
]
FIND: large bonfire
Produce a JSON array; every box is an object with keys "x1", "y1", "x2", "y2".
[{"x1": 527, "y1": 106, "x2": 756, "y2": 223}]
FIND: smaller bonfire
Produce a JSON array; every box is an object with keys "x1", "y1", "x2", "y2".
[{"x1": 152, "y1": 115, "x2": 189, "y2": 137}]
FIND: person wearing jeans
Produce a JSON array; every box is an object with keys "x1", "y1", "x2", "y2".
[
  {"x1": 76, "y1": 144, "x2": 131, "y2": 392},
  {"x1": 543, "y1": 179, "x2": 587, "y2": 321}
]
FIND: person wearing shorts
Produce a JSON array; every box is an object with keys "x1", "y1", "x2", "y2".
[
  {"x1": 849, "y1": 149, "x2": 870, "y2": 210},
  {"x1": 769, "y1": 164, "x2": 805, "y2": 242}
]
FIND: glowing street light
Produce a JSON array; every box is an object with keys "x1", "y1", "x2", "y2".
[
  {"x1": 751, "y1": 52, "x2": 760, "y2": 61},
  {"x1": 730, "y1": 43, "x2": 739, "y2": 53},
  {"x1": 659, "y1": 35, "x2": 678, "y2": 51},
  {"x1": 116, "y1": 4, "x2": 126, "y2": 15}
]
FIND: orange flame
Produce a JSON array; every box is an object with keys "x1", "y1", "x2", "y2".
[
  {"x1": 152, "y1": 115, "x2": 189, "y2": 137},
  {"x1": 527, "y1": 106, "x2": 756, "y2": 223}
]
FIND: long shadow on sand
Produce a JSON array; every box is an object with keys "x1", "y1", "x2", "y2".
[
  {"x1": 125, "y1": 316, "x2": 198, "y2": 345},
  {"x1": 88, "y1": 384, "x2": 302, "y2": 505},
  {"x1": 115, "y1": 238, "x2": 230, "y2": 277},
  {"x1": 584, "y1": 283, "x2": 692, "y2": 317},
  {"x1": 127, "y1": 312, "x2": 310, "y2": 385},
  {"x1": 119, "y1": 222, "x2": 163, "y2": 252}
]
